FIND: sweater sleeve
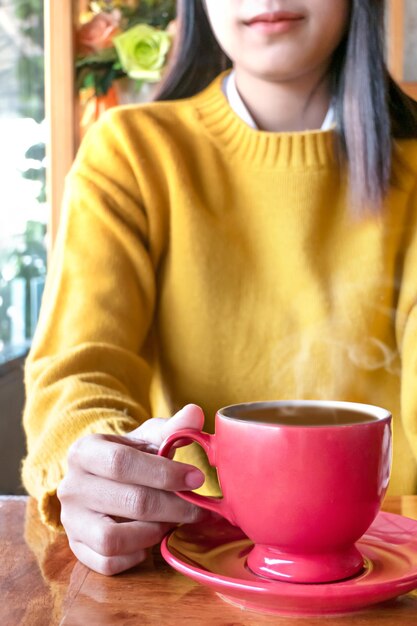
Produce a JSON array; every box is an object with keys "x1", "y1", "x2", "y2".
[
  {"x1": 21, "y1": 110, "x2": 158, "y2": 529},
  {"x1": 396, "y1": 176, "x2": 417, "y2": 465}
]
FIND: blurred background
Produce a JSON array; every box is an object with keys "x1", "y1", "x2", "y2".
[{"x1": 0, "y1": 0, "x2": 416, "y2": 495}]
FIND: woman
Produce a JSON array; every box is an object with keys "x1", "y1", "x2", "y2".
[{"x1": 22, "y1": 0, "x2": 417, "y2": 575}]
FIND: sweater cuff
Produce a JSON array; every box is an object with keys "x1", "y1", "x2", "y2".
[{"x1": 21, "y1": 415, "x2": 139, "y2": 531}]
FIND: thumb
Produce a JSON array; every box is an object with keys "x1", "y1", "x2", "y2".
[
  {"x1": 127, "y1": 404, "x2": 205, "y2": 448},
  {"x1": 163, "y1": 404, "x2": 205, "y2": 439}
]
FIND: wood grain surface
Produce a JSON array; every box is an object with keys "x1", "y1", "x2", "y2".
[{"x1": 1, "y1": 496, "x2": 417, "y2": 626}]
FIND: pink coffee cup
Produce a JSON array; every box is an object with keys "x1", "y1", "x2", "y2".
[{"x1": 159, "y1": 400, "x2": 392, "y2": 584}]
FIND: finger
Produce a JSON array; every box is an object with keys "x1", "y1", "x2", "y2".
[
  {"x1": 130, "y1": 404, "x2": 205, "y2": 448},
  {"x1": 77, "y1": 475, "x2": 210, "y2": 524},
  {"x1": 62, "y1": 508, "x2": 172, "y2": 557},
  {"x1": 162, "y1": 404, "x2": 205, "y2": 438},
  {"x1": 69, "y1": 438, "x2": 205, "y2": 491},
  {"x1": 69, "y1": 539, "x2": 147, "y2": 576}
]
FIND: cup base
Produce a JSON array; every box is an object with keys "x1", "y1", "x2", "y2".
[{"x1": 246, "y1": 544, "x2": 364, "y2": 584}]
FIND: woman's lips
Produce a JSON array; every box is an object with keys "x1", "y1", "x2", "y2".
[{"x1": 244, "y1": 11, "x2": 305, "y2": 35}]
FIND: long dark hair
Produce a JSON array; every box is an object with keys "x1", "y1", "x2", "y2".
[{"x1": 155, "y1": 0, "x2": 417, "y2": 214}]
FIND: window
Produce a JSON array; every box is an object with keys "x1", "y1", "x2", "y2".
[
  {"x1": 388, "y1": 0, "x2": 417, "y2": 99},
  {"x1": 0, "y1": 0, "x2": 47, "y2": 366},
  {"x1": 404, "y1": 0, "x2": 417, "y2": 81}
]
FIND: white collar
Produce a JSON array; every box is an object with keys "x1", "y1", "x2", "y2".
[{"x1": 223, "y1": 70, "x2": 335, "y2": 131}]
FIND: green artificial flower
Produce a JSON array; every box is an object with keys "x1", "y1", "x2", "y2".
[{"x1": 114, "y1": 23, "x2": 172, "y2": 82}]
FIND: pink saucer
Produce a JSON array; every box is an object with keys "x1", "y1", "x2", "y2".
[{"x1": 161, "y1": 511, "x2": 417, "y2": 617}]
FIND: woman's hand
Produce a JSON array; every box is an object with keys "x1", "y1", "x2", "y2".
[{"x1": 57, "y1": 404, "x2": 208, "y2": 575}]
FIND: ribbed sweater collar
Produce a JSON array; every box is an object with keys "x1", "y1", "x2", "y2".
[{"x1": 193, "y1": 70, "x2": 339, "y2": 169}]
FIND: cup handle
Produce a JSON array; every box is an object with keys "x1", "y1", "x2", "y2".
[{"x1": 158, "y1": 428, "x2": 230, "y2": 521}]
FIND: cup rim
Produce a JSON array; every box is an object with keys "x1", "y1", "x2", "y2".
[{"x1": 217, "y1": 400, "x2": 392, "y2": 427}]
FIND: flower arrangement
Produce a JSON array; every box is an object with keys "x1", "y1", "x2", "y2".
[{"x1": 76, "y1": 0, "x2": 176, "y2": 135}]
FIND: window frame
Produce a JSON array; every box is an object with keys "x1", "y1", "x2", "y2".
[
  {"x1": 45, "y1": 0, "x2": 77, "y2": 248},
  {"x1": 389, "y1": 0, "x2": 417, "y2": 99}
]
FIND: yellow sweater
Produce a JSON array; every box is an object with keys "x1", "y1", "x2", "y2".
[{"x1": 22, "y1": 70, "x2": 417, "y2": 529}]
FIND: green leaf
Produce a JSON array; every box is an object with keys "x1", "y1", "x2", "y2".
[
  {"x1": 133, "y1": 79, "x2": 144, "y2": 93},
  {"x1": 76, "y1": 68, "x2": 96, "y2": 91},
  {"x1": 75, "y1": 47, "x2": 118, "y2": 68},
  {"x1": 24, "y1": 142, "x2": 45, "y2": 161},
  {"x1": 84, "y1": 73, "x2": 96, "y2": 90}
]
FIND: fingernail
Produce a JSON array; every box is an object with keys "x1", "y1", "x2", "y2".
[{"x1": 185, "y1": 470, "x2": 205, "y2": 489}]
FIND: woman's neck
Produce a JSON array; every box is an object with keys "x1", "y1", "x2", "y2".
[{"x1": 233, "y1": 65, "x2": 332, "y2": 133}]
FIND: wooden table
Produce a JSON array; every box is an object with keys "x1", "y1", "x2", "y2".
[{"x1": 1, "y1": 496, "x2": 417, "y2": 625}]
